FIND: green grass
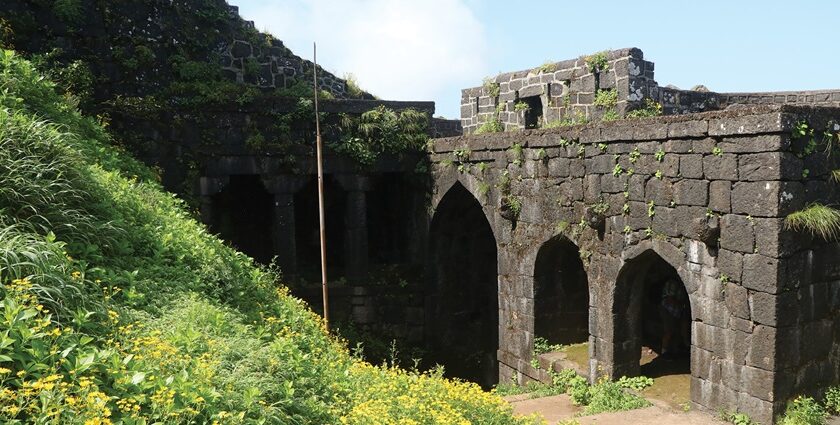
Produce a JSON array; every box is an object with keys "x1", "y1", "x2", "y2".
[
  {"x1": 785, "y1": 203, "x2": 840, "y2": 239},
  {"x1": 0, "y1": 49, "x2": 539, "y2": 424}
]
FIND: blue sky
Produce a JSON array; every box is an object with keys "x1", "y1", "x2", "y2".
[{"x1": 234, "y1": 0, "x2": 840, "y2": 118}]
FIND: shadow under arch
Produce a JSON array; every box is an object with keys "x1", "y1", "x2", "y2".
[
  {"x1": 612, "y1": 249, "x2": 693, "y2": 381},
  {"x1": 427, "y1": 181, "x2": 499, "y2": 388},
  {"x1": 209, "y1": 174, "x2": 274, "y2": 264},
  {"x1": 533, "y1": 235, "x2": 590, "y2": 346}
]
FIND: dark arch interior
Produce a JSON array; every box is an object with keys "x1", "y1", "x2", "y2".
[
  {"x1": 210, "y1": 175, "x2": 274, "y2": 264},
  {"x1": 367, "y1": 173, "x2": 416, "y2": 265},
  {"x1": 294, "y1": 177, "x2": 346, "y2": 280},
  {"x1": 427, "y1": 182, "x2": 498, "y2": 388},
  {"x1": 614, "y1": 251, "x2": 691, "y2": 379},
  {"x1": 534, "y1": 237, "x2": 589, "y2": 346}
]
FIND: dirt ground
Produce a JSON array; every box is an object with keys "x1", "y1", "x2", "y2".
[{"x1": 509, "y1": 344, "x2": 699, "y2": 424}]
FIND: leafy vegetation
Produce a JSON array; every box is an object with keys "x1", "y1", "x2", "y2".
[
  {"x1": 722, "y1": 411, "x2": 757, "y2": 425},
  {"x1": 784, "y1": 203, "x2": 840, "y2": 240},
  {"x1": 594, "y1": 89, "x2": 617, "y2": 109},
  {"x1": 626, "y1": 98, "x2": 664, "y2": 118},
  {"x1": 533, "y1": 336, "x2": 565, "y2": 355},
  {"x1": 584, "y1": 51, "x2": 609, "y2": 73},
  {"x1": 0, "y1": 50, "x2": 538, "y2": 424},
  {"x1": 483, "y1": 77, "x2": 501, "y2": 98},
  {"x1": 779, "y1": 396, "x2": 827, "y2": 425},
  {"x1": 330, "y1": 106, "x2": 430, "y2": 167},
  {"x1": 476, "y1": 116, "x2": 504, "y2": 134}
]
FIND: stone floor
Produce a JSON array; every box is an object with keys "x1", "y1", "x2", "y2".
[{"x1": 508, "y1": 393, "x2": 726, "y2": 425}]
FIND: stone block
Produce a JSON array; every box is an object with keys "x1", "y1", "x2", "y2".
[
  {"x1": 645, "y1": 178, "x2": 673, "y2": 206},
  {"x1": 726, "y1": 282, "x2": 750, "y2": 320},
  {"x1": 628, "y1": 174, "x2": 646, "y2": 201},
  {"x1": 679, "y1": 154, "x2": 704, "y2": 178},
  {"x1": 709, "y1": 181, "x2": 731, "y2": 213},
  {"x1": 747, "y1": 325, "x2": 776, "y2": 371},
  {"x1": 719, "y1": 214, "x2": 755, "y2": 253},
  {"x1": 674, "y1": 179, "x2": 709, "y2": 206},
  {"x1": 708, "y1": 112, "x2": 784, "y2": 136},
  {"x1": 731, "y1": 181, "x2": 804, "y2": 217},
  {"x1": 742, "y1": 366, "x2": 775, "y2": 401},
  {"x1": 652, "y1": 206, "x2": 679, "y2": 237},
  {"x1": 668, "y1": 120, "x2": 709, "y2": 138},
  {"x1": 742, "y1": 254, "x2": 780, "y2": 294},
  {"x1": 719, "y1": 134, "x2": 790, "y2": 153},
  {"x1": 750, "y1": 290, "x2": 798, "y2": 327},
  {"x1": 586, "y1": 154, "x2": 615, "y2": 174},
  {"x1": 739, "y1": 152, "x2": 801, "y2": 181},
  {"x1": 718, "y1": 249, "x2": 744, "y2": 283},
  {"x1": 704, "y1": 154, "x2": 738, "y2": 180},
  {"x1": 231, "y1": 40, "x2": 252, "y2": 58}
]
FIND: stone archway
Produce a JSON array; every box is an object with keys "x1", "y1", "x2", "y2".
[
  {"x1": 533, "y1": 236, "x2": 589, "y2": 346},
  {"x1": 427, "y1": 181, "x2": 498, "y2": 387},
  {"x1": 209, "y1": 174, "x2": 274, "y2": 264},
  {"x1": 613, "y1": 250, "x2": 693, "y2": 388}
]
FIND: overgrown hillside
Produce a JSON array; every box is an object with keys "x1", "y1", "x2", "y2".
[{"x1": 0, "y1": 50, "x2": 535, "y2": 424}]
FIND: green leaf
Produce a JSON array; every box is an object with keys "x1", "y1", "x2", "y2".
[{"x1": 131, "y1": 372, "x2": 145, "y2": 385}]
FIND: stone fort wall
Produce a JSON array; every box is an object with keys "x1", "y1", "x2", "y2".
[
  {"x1": 461, "y1": 48, "x2": 840, "y2": 135},
  {"x1": 430, "y1": 104, "x2": 840, "y2": 423}
]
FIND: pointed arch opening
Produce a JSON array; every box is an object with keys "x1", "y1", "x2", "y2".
[
  {"x1": 294, "y1": 176, "x2": 347, "y2": 280},
  {"x1": 427, "y1": 182, "x2": 498, "y2": 388},
  {"x1": 210, "y1": 175, "x2": 274, "y2": 264},
  {"x1": 613, "y1": 250, "x2": 692, "y2": 404},
  {"x1": 533, "y1": 236, "x2": 590, "y2": 346}
]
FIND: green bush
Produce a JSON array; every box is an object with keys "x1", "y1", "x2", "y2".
[
  {"x1": 780, "y1": 396, "x2": 827, "y2": 425},
  {"x1": 583, "y1": 379, "x2": 650, "y2": 415},
  {"x1": 824, "y1": 386, "x2": 840, "y2": 414}
]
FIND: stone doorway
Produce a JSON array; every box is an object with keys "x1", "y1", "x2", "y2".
[
  {"x1": 533, "y1": 236, "x2": 589, "y2": 346},
  {"x1": 427, "y1": 182, "x2": 498, "y2": 388},
  {"x1": 294, "y1": 176, "x2": 347, "y2": 281},
  {"x1": 209, "y1": 175, "x2": 274, "y2": 264},
  {"x1": 613, "y1": 250, "x2": 692, "y2": 405}
]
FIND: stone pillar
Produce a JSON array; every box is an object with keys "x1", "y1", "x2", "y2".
[
  {"x1": 262, "y1": 176, "x2": 308, "y2": 278},
  {"x1": 336, "y1": 175, "x2": 371, "y2": 282}
]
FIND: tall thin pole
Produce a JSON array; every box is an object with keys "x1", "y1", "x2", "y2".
[{"x1": 313, "y1": 43, "x2": 329, "y2": 330}]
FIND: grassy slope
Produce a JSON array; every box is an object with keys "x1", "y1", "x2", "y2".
[{"x1": 0, "y1": 49, "x2": 537, "y2": 424}]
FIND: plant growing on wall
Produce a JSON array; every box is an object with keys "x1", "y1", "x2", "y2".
[
  {"x1": 514, "y1": 101, "x2": 530, "y2": 112},
  {"x1": 785, "y1": 204, "x2": 840, "y2": 240},
  {"x1": 584, "y1": 51, "x2": 609, "y2": 73},
  {"x1": 330, "y1": 106, "x2": 429, "y2": 167},
  {"x1": 482, "y1": 77, "x2": 500, "y2": 98},
  {"x1": 626, "y1": 98, "x2": 663, "y2": 118}
]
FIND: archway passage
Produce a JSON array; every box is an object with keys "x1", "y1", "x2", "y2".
[
  {"x1": 294, "y1": 177, "x2": 346, "y2": 281},
  {"x1": 210, "y1": 175, "x2": 274, "y2": 264},
  {"x1": 427, "y1": 182, "x2": 498, "y2": 388},
  {"x1": 614, "y1": 250, "x2": 692, "y2": 406},
  {"x1": 534, "y1": 237, "x2": 589, "y2": 346}
]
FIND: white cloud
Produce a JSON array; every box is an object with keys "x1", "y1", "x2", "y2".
[{"x1": 235, "y1": 0, "x2": 488, "y2": 118}]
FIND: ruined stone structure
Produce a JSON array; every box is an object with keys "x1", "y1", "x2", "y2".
[
  {"x1": 8, "y1": 1, "x2": 840, "y2": 421},
  {"x1": 430, "y1": 104, "x2": 840, "y2": 423},
  {"x1": 461, "y1": 48, "x2": 840, "y2": 134}
]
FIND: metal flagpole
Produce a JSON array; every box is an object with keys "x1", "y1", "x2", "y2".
[{"x1": 313, "y1": 43, "x2": 330, "y2": 330}]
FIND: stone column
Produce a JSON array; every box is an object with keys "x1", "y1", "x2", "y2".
[
  {"x1": 262, "y1": 176, "x2": 307, "y2": 278},
  {"x1": 336, "y1": 175, "x2": 371, "y2": 282}
]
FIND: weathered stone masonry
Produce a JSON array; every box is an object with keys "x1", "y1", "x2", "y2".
[
  {"x1": 461, "y1": 48, "x2": 840, "y2": 134},
  {"x1": 429, "y1": 104, "x2": 840, "y2": 423}
]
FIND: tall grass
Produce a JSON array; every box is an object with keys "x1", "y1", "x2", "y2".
[{"x1": 784, "y1": 203, "x2": 840, "y2": 240}]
